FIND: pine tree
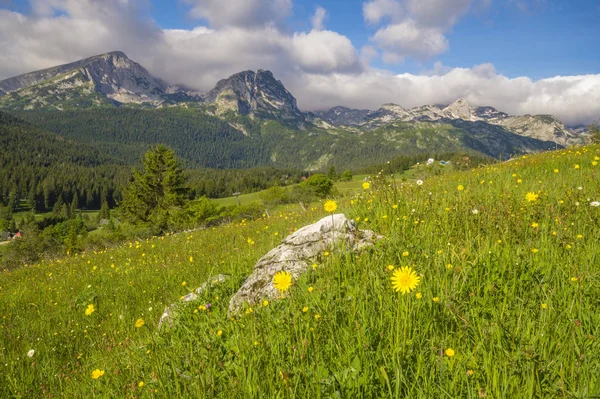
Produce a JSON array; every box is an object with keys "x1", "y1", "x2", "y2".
[{"x1": 119, "y1": 145, "x2": 188, "y2": 231}]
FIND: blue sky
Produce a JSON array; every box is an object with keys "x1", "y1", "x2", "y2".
[
  {"x1": 0, "y1": 0, "x2": 598, "y2": 123},
  {"x1": 5, "y1": 0, "x2": 599, "y2": 79},
  {"x1": 147, "y1": 0, "x2": 600, "y2": 79}
]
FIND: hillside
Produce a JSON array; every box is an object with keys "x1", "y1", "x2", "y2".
[
  {"x1": 0, "y1": 110, "x2": 130, "y2": 209},
  {"x1": 11, "y1": 107, "x2": 560, "y2": 172},
  {"x1": 1, "y1": 145, "x2": 598, "y2": 397},
  {"x1": 0, "y1": 52, "x2": 584, "y2": 163}
]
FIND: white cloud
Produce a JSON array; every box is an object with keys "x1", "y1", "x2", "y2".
[
  {"x1": 182, "y1": 0, "x2": 292, "y2": 29},
  {"x1": 364, "y1": 0, "x2": 478, "y2": 62},
  {"x1": 363, "y1": 0, "x2": 404, "y2": 24},
  {"x1": 311, "y1": 6, "x2": 327, "y2": 31},
  {"x1": 372, "y1": 19, "x2": 448, "y2": 61},
  {"x1": 0, "y1": 0, "x2": 598, "y2": 126},
  {"x1": 288, "y1": 64, "x2": 600, "y2": 125}
]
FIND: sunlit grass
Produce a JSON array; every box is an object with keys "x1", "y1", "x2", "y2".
[{"x1": 1, "y1": 146, "x2": 599, "y2": 398}]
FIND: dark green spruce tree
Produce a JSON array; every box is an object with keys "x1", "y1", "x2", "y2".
[{"x1": 119, "y1": 145, "x2": 188, "y2": 232}]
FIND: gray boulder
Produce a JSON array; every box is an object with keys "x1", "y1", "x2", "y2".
[
  {"x1": 158, "y1": 274, "x2": 229, "y2": 329},
  {"x1": 229, "y1": 214, "x2": 382, "y2": 313}
]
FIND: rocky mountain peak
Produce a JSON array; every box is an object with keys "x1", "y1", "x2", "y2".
[
  {"x1": 205, "y1": 69, "x2": 303, "y2": 120},
  {"x1": 0, "y1": 51, "x2": 171, "y2": 107},
  {"x1": 443, "y1": 98, "x2": 473, "y2": 120}
]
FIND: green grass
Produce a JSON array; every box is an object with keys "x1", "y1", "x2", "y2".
[{"x1": 1, "y1": 146, "x2": 600, "y2": 398}]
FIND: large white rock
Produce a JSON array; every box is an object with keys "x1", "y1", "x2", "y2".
[{"x1": 228, "y1": 214, "x2": 382, "y2": 313}]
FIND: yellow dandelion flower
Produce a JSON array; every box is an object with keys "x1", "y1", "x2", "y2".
[
  {"x1": 541, "y1": 303, "x2": 547, "y2": 309},
  {"x1": 402, "y1": 251, "x2": 409, "y2": 257},
  {"x1": 362, "y1": 182, "x2": 370, "y2": 190},
  {"x1": 574, "y1": 164, "x2": 580, "y2": 169},
  {"x1": 592, "y1": 161, "x2": 598, "y2": 166},
  {"x1": 531, "y1": 248, "x2": 539, "y2": 253},
  {"x1": 85, "y1": 304, "x2": 95, "y2": 316},
  {"x1": 263, "y1": 300, "x2": 269, "y2": 307},
  {"x1": 525, "y1": 192, "x2": 539, "y2": 202},
  {"x1": 307, "y1": 286, "x2": 314, "y2": 293},
  {"x1": 217, "y1": 330, "x2": 223, "y2": 337},
  {"x1": 387, "y1": 265, "x2": 395, "y2": 270},
  {"x1": 467, "y1": 370, "x2": 475, "y2": 376},
  {"x1": 273, "y1": 271, "x2": 293, "y2": 294},
  {"x1": 531, "y1": 222, "x2": 539, "y2": 228},
  {"x1": 571, "y1": 277, "x2": 578, "y2": 282},
  {"x1": 312, "y1": 263, "x2": 318, "y2": 270},
  {"x1": 138, "y1": 381, "x2": 144, "y2": 388},
  {"x1": 302, "y1": 306, "x2": 309, "y2": 313},
  {"x1": 91, "y1": 369, "x2": 105, "y2": 379},
  {"x1": 324, "y1": 200, "x2": 337, "y2": 213},
  {"x1": 433, "y1": 297, "x2": 440, "y2": 302},
  {"x1": 314, "y1": 314, "x2": 321, "y2": 320},
  {"x1": 457, "y1": 185, "x2": 464, "y2": 191},
  {"x1": 445, "y1": 348, "x2": 455, "y2": 357},
  {"x1": 135, "y1": 318, "x2": 145, "y2": 328},
  {"x1": 415, "y1": 292, "x2": 422, "y2": 299},
  {"x1": 181, "y1": 281, "x2": 187, "y2": 286},
  {"x1": 390, "y1": 266, "x2": 420, "y2": 294},
  {"x1": 446, "y1": 264, "x2": 453, "y2": 270}
]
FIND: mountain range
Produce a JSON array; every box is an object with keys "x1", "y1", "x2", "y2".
[{"x1": 0, "y1": 51, "x2": 589, "y2": 168}]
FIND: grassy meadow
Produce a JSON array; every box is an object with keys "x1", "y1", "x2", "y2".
[{"x1": 1, "y1": 146, "x2": 599, "y2": 398}]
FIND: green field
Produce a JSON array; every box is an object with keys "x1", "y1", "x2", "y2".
[{"x1": 1, "y1": 146, "x2": 599, "y2": 397}]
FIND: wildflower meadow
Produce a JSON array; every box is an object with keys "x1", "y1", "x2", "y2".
[{"x1": 1, "y1": 145, "x2": 599, "y2": 398}]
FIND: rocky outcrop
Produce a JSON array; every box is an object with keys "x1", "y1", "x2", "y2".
[
  {"x1": 204, "y1": 70, "x2": 304, "y2": 121},
  {"x1": 158, "y1": 274, "x2": 229, "y2": 329},
  {"x1": 228, "y1": 214, "x2": 382, "y2": 313}
]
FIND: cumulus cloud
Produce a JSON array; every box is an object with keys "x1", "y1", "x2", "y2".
[
  {"x1": 289, "y1": 64, "x2": 600, "y2": 125},
  {"x1": 372, "y1": 19, "x2": 448, "y2": 61},
  {"x1": 182, "y1": 0, "x2": 292, "y2": 29},
  {"x1": 311, "y1": 6, "x2": 327, "y2": 31},
  {"x1": 364, "y1": 0, "x2": 478, "y2": 62},
  {"x1": 0, "y1": 0, "x2": 598, "y2": 125}
]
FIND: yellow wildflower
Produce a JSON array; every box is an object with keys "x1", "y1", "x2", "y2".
[
  {"x1": 390, "y1": 266, "x2": 420, "y2": 294},
  {"x1": 324, "y1": 200, "x2": 337, "y2": 213},
  {"x1": 91, "y1": 369, "x2": 105, "y2": 379},
  {"x1": 135, "y1": 318, "x2": 145, "y2": 328},
  {"x1": 273, "y1": 271, "x2": 293, "y2": 294},
  {"x1": 85, "y1": 304, "x2": 95, "y2": 316}
]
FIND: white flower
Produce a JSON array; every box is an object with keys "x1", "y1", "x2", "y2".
[
  {"x1": 416, "y1": 180, "x2": 424, "y2": 186},
  {"x1": 27, "y1": 349, "x2": 35, "y2": 358},
  {"x1": 577, "y1": 186, "x2": 583, "y2": 190},
  {"x1": 426, "y1": 158, "x2": 434, "y2": 165},
  {"x1": 575, "y1": 202, "x2": 580, "y2": 206},
  {"x1": 472, "y1": 209, "x2": 479, "y2": 215},
  {"x1": 591, "y1": 201, "x2": 600, "y2": 207}
]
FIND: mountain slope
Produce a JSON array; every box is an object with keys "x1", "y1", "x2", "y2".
[
  {"x1": 0, "y1": 51, "x2": 191, "y2": 109},
  {"x1": 315, "y1": 98, "x2": 584, "y2": 146}
]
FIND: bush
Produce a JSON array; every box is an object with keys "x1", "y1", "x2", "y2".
[
  {"x1": 259, "y1": 186, "x2": 290, "y2": 207},
  {"x1": 298, "y1": 174, "x2": 333, "y2": 197},
  {"x1": 340, "y1": 170, "x2": 353, "y2": 182}
]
